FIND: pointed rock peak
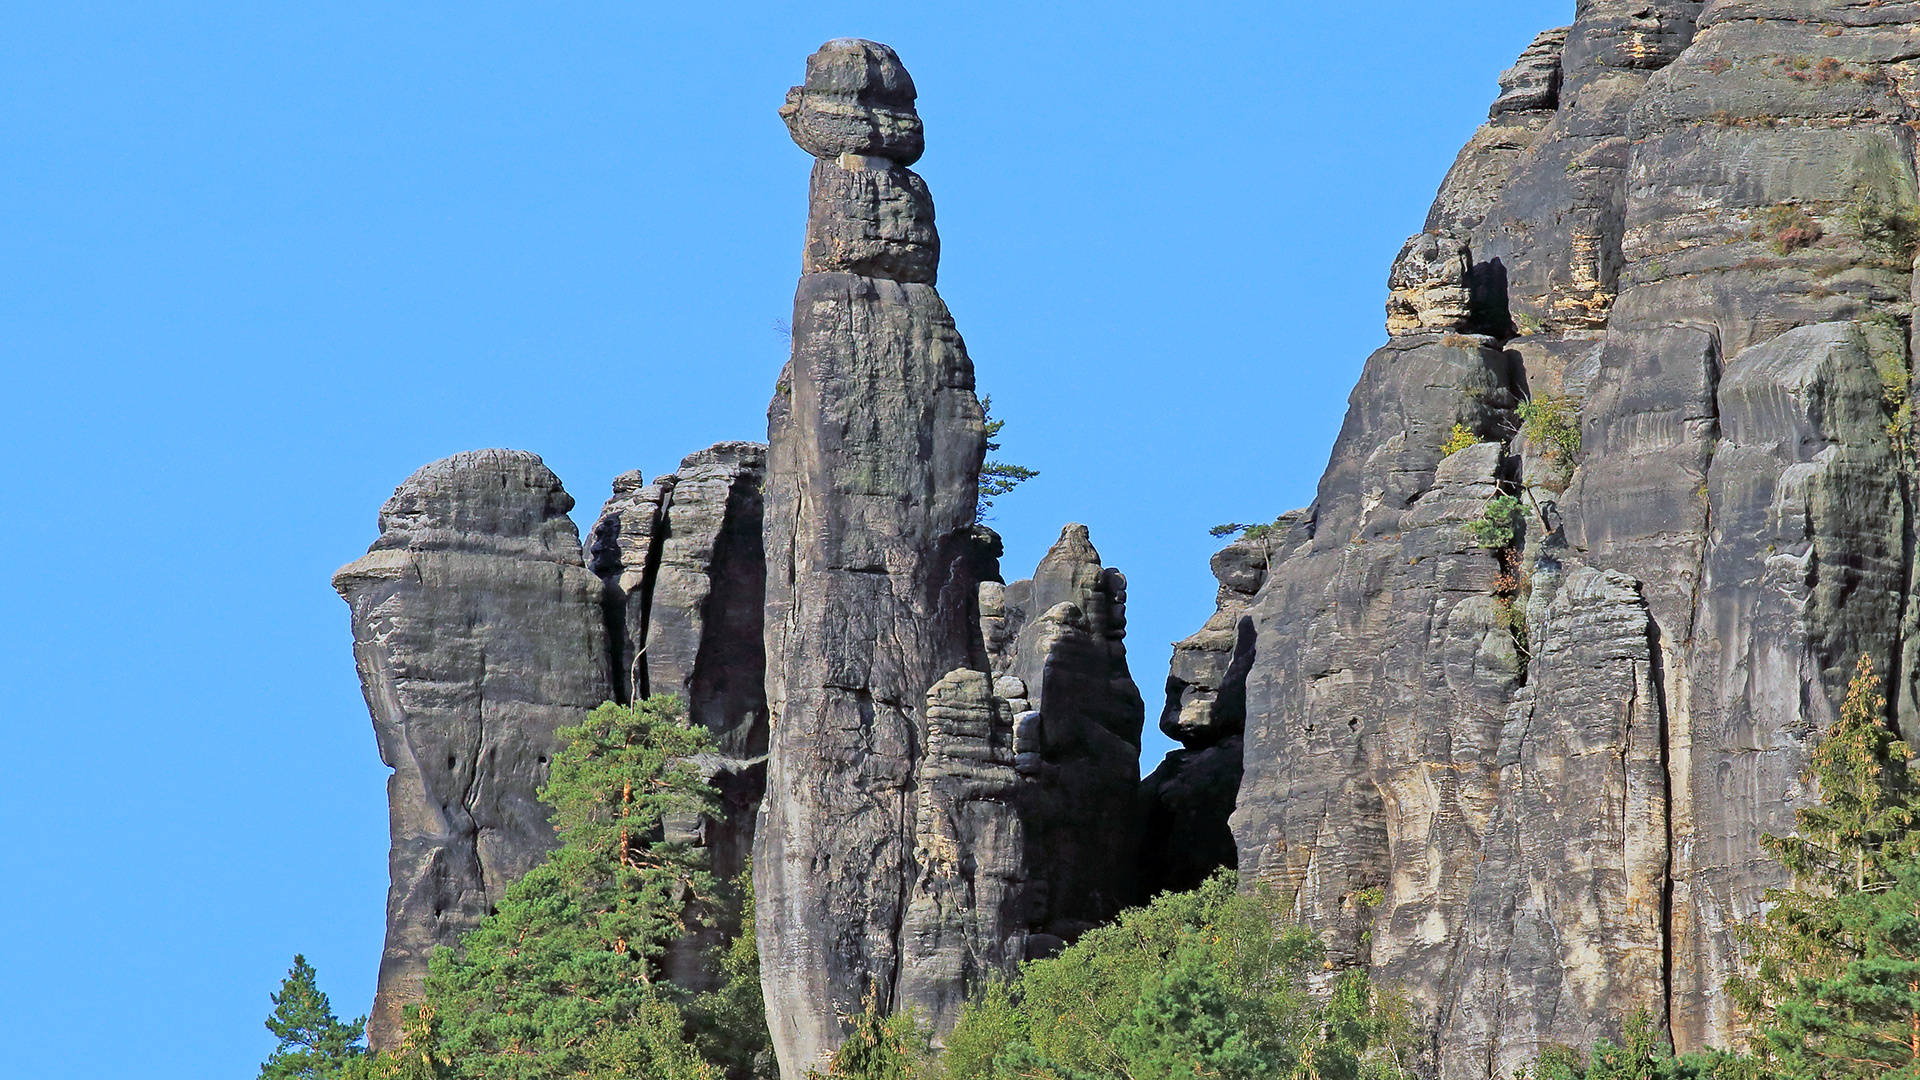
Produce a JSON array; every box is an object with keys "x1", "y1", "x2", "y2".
[
  {"x1": 1031, "y1": 523, "x2": 1107, "y2": 615},
  {"x1": 781, "y1": 39, "x2": 924, "y2": 164}
]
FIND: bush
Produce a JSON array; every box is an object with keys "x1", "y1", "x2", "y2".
[
  {"x1": 1441, "y1": 423, "x2": 1478, "y2": 457},
  {"x1": 1762, "y1": 204, "x2": 1823, "y2": 255},
  {"x1": 1516, "y1": 395, "x2": 1581, "y2": 486},
  {"x1": 1465, "y1": 495, "x2": 1523, "y2": 551},
  {"x1": 944, "y1": 871, "x2": 1414, "y2": 1080}
]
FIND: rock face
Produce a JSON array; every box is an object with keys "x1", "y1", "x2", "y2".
[
  {"x1": 980, "y1": 525, "x2": 1146, "y2": 938},
  {"x1": 755, "y1": 39, "x2": 1003, "y2": 1080},
  {"x1": 334, "y1": 450, "x2": 611, "y2": 1049},
  {"x1": 1144, "y1": 535, "x2": 1270, "y2": 898},
  {"x1": 587, "y1": 441, "x2": 770, "y2": 990},
  {"x1": 1221, "y1": 4, "x2": 1920, "y2": 1077}
]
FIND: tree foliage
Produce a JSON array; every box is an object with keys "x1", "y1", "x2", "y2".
[
  {"x1": 1733, "y1": 654, "x2": 1920, "y2": 1077},
  {"x1": 809, "y1": 988, "x2": 940, "y2": 1080},
  {"x1": 943, "y1": 870, "x2": 1414, "y2": 1080},
  {"x1": 979, "y1": 396, "x2": 1039, "y2": 513},
  {"x1": 260, "y1": 955, "x2": 368, "y2": 1080},
  {"x1": 1530, "y1": 654, "x2": 1920, "y2": 1080},
  {"x1": 419, "y1": 696, "x2": 734, "y2": 1080},
  {"x1": 1466, "y1": 495, "x2": 1524, "y2": 550}
]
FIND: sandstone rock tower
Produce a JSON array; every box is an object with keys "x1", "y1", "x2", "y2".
[
  {"x1": 333, "y1": 451, "x2": 611, "y2": 1048},
  {"x1": 754, "y1": 39, "x2": 1004, "y2": 1079},
  {"x1": 1201, "y1": 3, "x2": 1920, "y2": 1076}
]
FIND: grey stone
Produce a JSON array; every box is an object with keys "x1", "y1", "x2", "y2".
[
  {"x1": 779, "y1": 39, "x2": 924, "y2": 165},
  {"x1": 804, "y1": 156, "x2": 938, "y2": 284},
  {"x1": 1386, "y1": 233, "x2": 1475, "y2": 336},
  {"x1": 757, "y1": 45, "x2": 995, "y2": 1075},
  {"x1": 1226, "y1": 6, "x2": 1920, "y2": 1074},
  {"x1": 334, "y1": 450, "x2": 611, "y2": 1050},
  {"x1": 1491, "y1": 27, "x2": 1567, "y2": 116},
  {"x1": 983, "y1": 525, "x2": 1146, "y2": 941},
  {"x1": 590, "y1": 441, "x2": 771, "y2": 992}
]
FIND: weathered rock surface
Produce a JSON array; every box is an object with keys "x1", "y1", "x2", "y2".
[
  {"x1": 756, "y1": 40, "x2": 997, "y2": 1080},
  {"x1": 981, "y1": 524, "x2": 1146, "y2": 936},
  {"x1": 1223, "y1": 5, "x2": 1920, "y2": 1077},
  {"x1": 334, "y1": 450, "x2": 611, "y2": 1049},
  {"x1": 588, "y1": 441, "x2": 770, "y2": 991},
  {"x1": 1143, "y1": 535, "x2": 1269, "y2": 897}
]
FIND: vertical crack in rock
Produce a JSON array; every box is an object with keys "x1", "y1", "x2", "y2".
[
  {"x1": 755, "y1": 40, "x2": 1001, "y2": 1080},
  {"x1": 334, "y1": 450, "x2": 612, "y2": 1050},
  {"x1": 590, "y1": 442, "x2": 772, "y2": 992}
]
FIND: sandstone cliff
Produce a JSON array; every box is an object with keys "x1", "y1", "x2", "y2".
[
  {"x1": 331, "y1": 12, "x2": 1920, "y2": 1075},
  {"x1": 1208, "y1": 3, "x2": 1920, "y2": 1076}
]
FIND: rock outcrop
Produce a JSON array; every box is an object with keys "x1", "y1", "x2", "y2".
[
  {"x1": 587, "y1": 441, "x2": 770, "y2": 990},
  {"x1": 980, "y1": 525, "x2": 1146, "y2": 940},
  {"x1": 1143, "y1": 535, "x2": 1269, "y2": 898},
  {"x1": 1219, "y1": 4, "x2": 1920, "y2": 1076},
  {"x1": 334, "y1": 450, "x2": 611, "y2": 1049},
  {"x1": 755, "y1": 39, "x2": 1002, "y2": 1080}
]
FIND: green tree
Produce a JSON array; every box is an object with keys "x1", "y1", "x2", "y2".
[
  {"x1": 1512, "y1": 1011, "x2": 1758, "y2": 1080},
  {"x1": 1466, "y1": 494, "x2": 1524, "y2": 550},
  {"x1": 1734, "y1": 654, "x2": 1920, "y2": 1077},
  {"x1": 979, "y1": 396, "x2": 1039, "y2": 513},
  {"x1": 945, "y1": 871, "x2": 1412, "y2": 1080},
  {"x1": 687, "y1": 871, "x2": 777, "y2": 1079},
  {"x1": 1110, "y1": 945, "x2": 1291, "y2": 1080},
  {"x1": 421, "y1": 696, "x2": 726, "y2": 1080},
  {"x1": 809, "y1": 987, "x2": 939, "y2": 1080},
  {"x1": 260, "y1": 955, "x2": 367, "y2": 1080},
  {"x1": 342, "y1": 1005, "x2": 453, "y2": 1080}
]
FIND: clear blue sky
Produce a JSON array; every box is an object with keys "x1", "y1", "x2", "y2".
[{"x1": 0, "y1": 2, "x2": 1563, "y2": 1075}]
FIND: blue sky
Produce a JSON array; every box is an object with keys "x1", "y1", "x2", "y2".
[{"x1": 0, "y1": 2, "x2": 1563, "y2": 1075}]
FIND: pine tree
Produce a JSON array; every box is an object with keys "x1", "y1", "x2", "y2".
[
  {"x1": 343, "y1": 1005, "x2": 453, "y2": 1080},
  {"x1": 421, "y1": 696, "x2": 725, "y2": 1080},
  {"x1": 260, "y1": 954, "x2": 367, "y2": 1080},
  {"x1": 978, "y1": 396, "x2": 1038, "y2": 514},
  {"x1": 1736, "y1": 653, "x2": 1920, "y2": 1077}
]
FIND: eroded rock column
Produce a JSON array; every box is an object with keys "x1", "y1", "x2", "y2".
[
  {"x1": 334, "y1": 450, "x2": 611, "y2": 1049},
  {"x1": 755, "y1": 40, "x2": 997, "y2": 1080}
]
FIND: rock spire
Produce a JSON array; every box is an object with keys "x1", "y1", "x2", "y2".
[{"x1": 755, "y1": 39, "x2": 1002, "y2": 1080}]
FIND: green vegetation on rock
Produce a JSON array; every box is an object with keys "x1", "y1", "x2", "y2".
[
  {"x1": 1528, "y1": 655, "x2": 1920, "y2": 1080},
  {"x1": 1466, "y1": 495, "x2": 1524, "y2": 550},
  {"x1": 979, "y1": 396, "x2": 1039, "y2": 514},
  {"x1": 940, "y1": 871, "x2": 1414, "y2": 1080}
]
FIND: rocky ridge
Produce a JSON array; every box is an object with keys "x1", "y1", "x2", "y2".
[{"x1": 334, "y1": 11, "x2": 1920, "y2": 1077}]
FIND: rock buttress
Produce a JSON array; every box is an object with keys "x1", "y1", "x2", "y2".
[
  {"x1": 980, "y1": 524, "x2": 1146, "y2": 940},
  {"x1": 1226, "y1": 5, "x2": 1920, "y2": 1075},
  {"x1": 333, "y1": 450, "x2": 611, "y2": 1050},
  {"x1": 755, "y1": 39, "x2": 1001, "y2": 1080}
]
